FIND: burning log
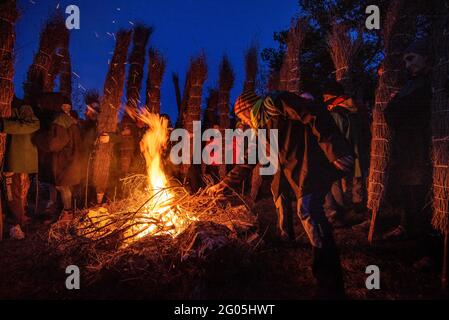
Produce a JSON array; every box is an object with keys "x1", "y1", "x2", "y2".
[
  {"x1": 243, "y1": 45, "x2": 258, "y2": 92},
  {"x1": 278, "y1": 18, "x2": 307, "y2": 94},
  {"x1": 367, "y1": 0, "x2": 415, "y2": 243},
  {"x1": 430, "y1": 2, "x2": 449, "y2": 289},
  {"x1": 146, "y1": 47, "x2": 166, "y2": 114},
  {"x1": 0, "y1": 0, "x2": 18, "y2": 240},
  {"x1": 93, "y1": 29, "x2": 132, "y2": 202},
  {"x1": 327, "y1": 21, "x2": 362, "y2": 95},
  {"x1": 23, "y1": 12, "x2": 66, "y2": 103},
  {"x1": 218, "y1": 55, "x2": 234, "y2": 178}
]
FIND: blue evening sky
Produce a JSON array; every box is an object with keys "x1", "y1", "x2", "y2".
[{"x1": 14, "y1": 0, "x2": 299, "y2": 122}]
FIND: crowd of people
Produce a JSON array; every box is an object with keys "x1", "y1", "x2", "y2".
[
  {"x1": 0, "y1": 38, "x2": 433, "y2": 297},
  {"x1": 1, "y1": 91, "x2": 157, "y2": 239},
  {"x1": 206, "y1": 38, "x2": 433, "y2": 297}
]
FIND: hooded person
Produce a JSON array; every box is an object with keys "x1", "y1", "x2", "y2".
[
  {"x1": 34, "y1": 94, "x2": 82, "y2": 222},
  {"x1": 206, "y1": 90, "x2": 353, "y2": 297},
  {"x1": 1, "y1": 96, "x2": 40, "y2": 239},
  {"x1": 322, "y1": 80, "x2": 368, "y2": 226},
  {"x1": 382, "y1": 38, "x2": 433, "y2": 240},
  {"x1": 77, "y1": 95, "x2": 121, "y2": 205}
]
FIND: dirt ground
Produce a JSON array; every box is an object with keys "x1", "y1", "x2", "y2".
[{"x1": 0, "y1": 196, "x2": 446, "y2": 300}]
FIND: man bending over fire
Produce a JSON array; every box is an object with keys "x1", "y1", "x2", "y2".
[{"x1": 206, "y1": 90, "x2": 354, "y2": 298}]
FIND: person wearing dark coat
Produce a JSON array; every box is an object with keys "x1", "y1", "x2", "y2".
[
  {"x1": 323, "y1": 81, "x2": 370, "y2": 226},
  {"x1": 207, "y1": 90, "x2": 353, "y2": 297},
  {"x1": 1, "y1": 97, "x2": 40, "y2": 239},
  {"x1": 383, "y1": 39, "x2": 433, "y2": 240},
  {"x1": 34, "y1": 95, "x2": 82, "y2": 221}
]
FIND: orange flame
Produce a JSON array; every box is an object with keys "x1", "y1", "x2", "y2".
[{"x1": 123, "y1": 110, "x2": 197, "y2": 241}]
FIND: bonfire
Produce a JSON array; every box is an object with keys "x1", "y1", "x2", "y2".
[
  {"x1": 49, "y1": 111, "x2": 256, "y2": 255},
  {"x1": 78, "y1": 111, "x2": 198, "y2": 245},
  {"x1": 122, "y1": 111, "x2": 198, "y2": 240}
]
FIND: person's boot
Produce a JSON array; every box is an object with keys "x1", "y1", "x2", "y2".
[{"x1": 312, "y1": 243, "x2": 345, "y2": 299}]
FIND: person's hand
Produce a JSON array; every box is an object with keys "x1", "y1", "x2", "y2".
[
  {"x1": 206, "y1": 181, "x2": 227, "y2": 197},
  {"x1": 333, "y1": 155, "x2": 354, "y2": 173},
  {"x1": 99, "y1": 133, "x2": 110, "y2": 144}
]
